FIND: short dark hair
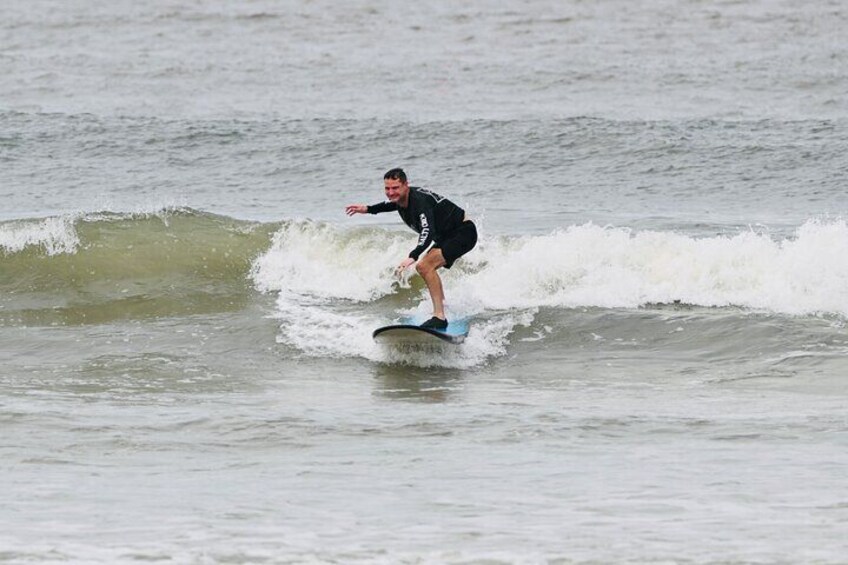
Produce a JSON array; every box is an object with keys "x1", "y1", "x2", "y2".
[{"x1": 383, "y1": 168, "x2": 407, "y2": 183}]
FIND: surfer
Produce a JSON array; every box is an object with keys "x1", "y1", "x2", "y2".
[{"x1": 345, "y1": 168, "x2": 477, "y2": 330}]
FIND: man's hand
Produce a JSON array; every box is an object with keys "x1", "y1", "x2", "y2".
[
  {"x1": 345, "y1": 204, "x2": 367, "y2": 216},
  {"x1": 394, "y1": 257, "x2": 415, "y2": 278}
]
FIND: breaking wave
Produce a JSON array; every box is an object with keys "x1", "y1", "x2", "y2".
[{"x1": 4, "y1": 208, "x2": 847, "y2": 365}]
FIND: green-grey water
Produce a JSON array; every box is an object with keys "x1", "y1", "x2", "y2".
[{"x1": 3, "y1": 1, "x2": 848, "y2": 563}]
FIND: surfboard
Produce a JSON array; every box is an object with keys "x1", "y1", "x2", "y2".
[{"x1": 373, "y1": 318, "x2": 470, "y2": 346}]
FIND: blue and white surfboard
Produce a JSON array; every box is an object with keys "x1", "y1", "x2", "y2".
[{"x1": 372, "y1": 317, "x2": 470, "y2": 345}]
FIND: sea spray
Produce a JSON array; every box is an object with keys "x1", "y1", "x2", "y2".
[{"x1": 0, "y1": 215, "x2": 80, "y2": 256}]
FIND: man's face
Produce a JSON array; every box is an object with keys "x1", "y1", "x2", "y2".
[{"x1": 384, "y1": 178, "x2": 409, "y2": 204}]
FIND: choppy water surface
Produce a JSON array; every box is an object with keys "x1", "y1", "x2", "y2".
[
  {"x1": 3, "y1": 0, "x2": 846, "y2": 121},
  {"x1": 3, "y1": 1, "x2": 848, "y2": 563}
]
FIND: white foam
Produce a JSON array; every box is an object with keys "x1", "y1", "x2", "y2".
[
  {"x1": 254, "y1": 219, "x2": 848, "y2": 366},
  {"x1": 252, "y1": 220, "x2": 528, "y2": 367},
  {"x1": 251, "y1": 220, "x2": 412, "y2": 302},
  {"x1": 460, "y1": 220, "x2": 848, "y2": 317},
  {"x1": 0, "y1": 215, "x2": 80, "y2": 255},
  {"x1": 269, "y1": 287, "x2": 528, "y2": 369},
  {"x1": 272, "y1": 294, "x2": 382, "y2": 358}
]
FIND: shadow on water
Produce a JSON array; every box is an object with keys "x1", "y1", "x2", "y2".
[{"x1": 371, "y1": 363, "x2": 467, "y2": 403}]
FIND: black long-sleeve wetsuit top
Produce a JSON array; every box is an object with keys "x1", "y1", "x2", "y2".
[{"x1": 367, "y1": 186, "x2": 466, "y2": 260}]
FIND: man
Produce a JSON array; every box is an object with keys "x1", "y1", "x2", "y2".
[{"x1": 345, "y1": 168, "x2": 477, "y2": 330}]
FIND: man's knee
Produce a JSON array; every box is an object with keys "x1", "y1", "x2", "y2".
[
  {"x1": 416, "y1": 254, "x2": 442, "y2": 276},
  {"x1": 415, "y1": 260, "x2": 432, "y2": 276}
]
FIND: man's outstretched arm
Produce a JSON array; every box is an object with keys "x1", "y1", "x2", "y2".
[{"x1": 345, "y1": 202, "x2": 398, "y2": 216}]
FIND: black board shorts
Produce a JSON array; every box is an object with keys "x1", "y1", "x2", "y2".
[{"x1": 434, "y1": 221, "x2": 477, "y2": 269}]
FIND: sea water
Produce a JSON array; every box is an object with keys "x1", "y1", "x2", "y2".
[{"x1": 2, "y1": 1, "x2": 848, "y2": 563}]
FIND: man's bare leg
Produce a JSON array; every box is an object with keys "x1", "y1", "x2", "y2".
[{"x1": 416, "y1": 249, "x2": 448, "y2": 319}]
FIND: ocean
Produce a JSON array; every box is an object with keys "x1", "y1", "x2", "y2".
[{"x1": 2, "y1": 1, "x2": 848, "y2": 563}]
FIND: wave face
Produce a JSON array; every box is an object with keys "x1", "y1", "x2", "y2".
[
  {"x1": 0, "y1": 209, "x2": 276, "y2": 325},
  {"x1": 4, "y1": 210, "x2": 847, "y2": 363}
]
